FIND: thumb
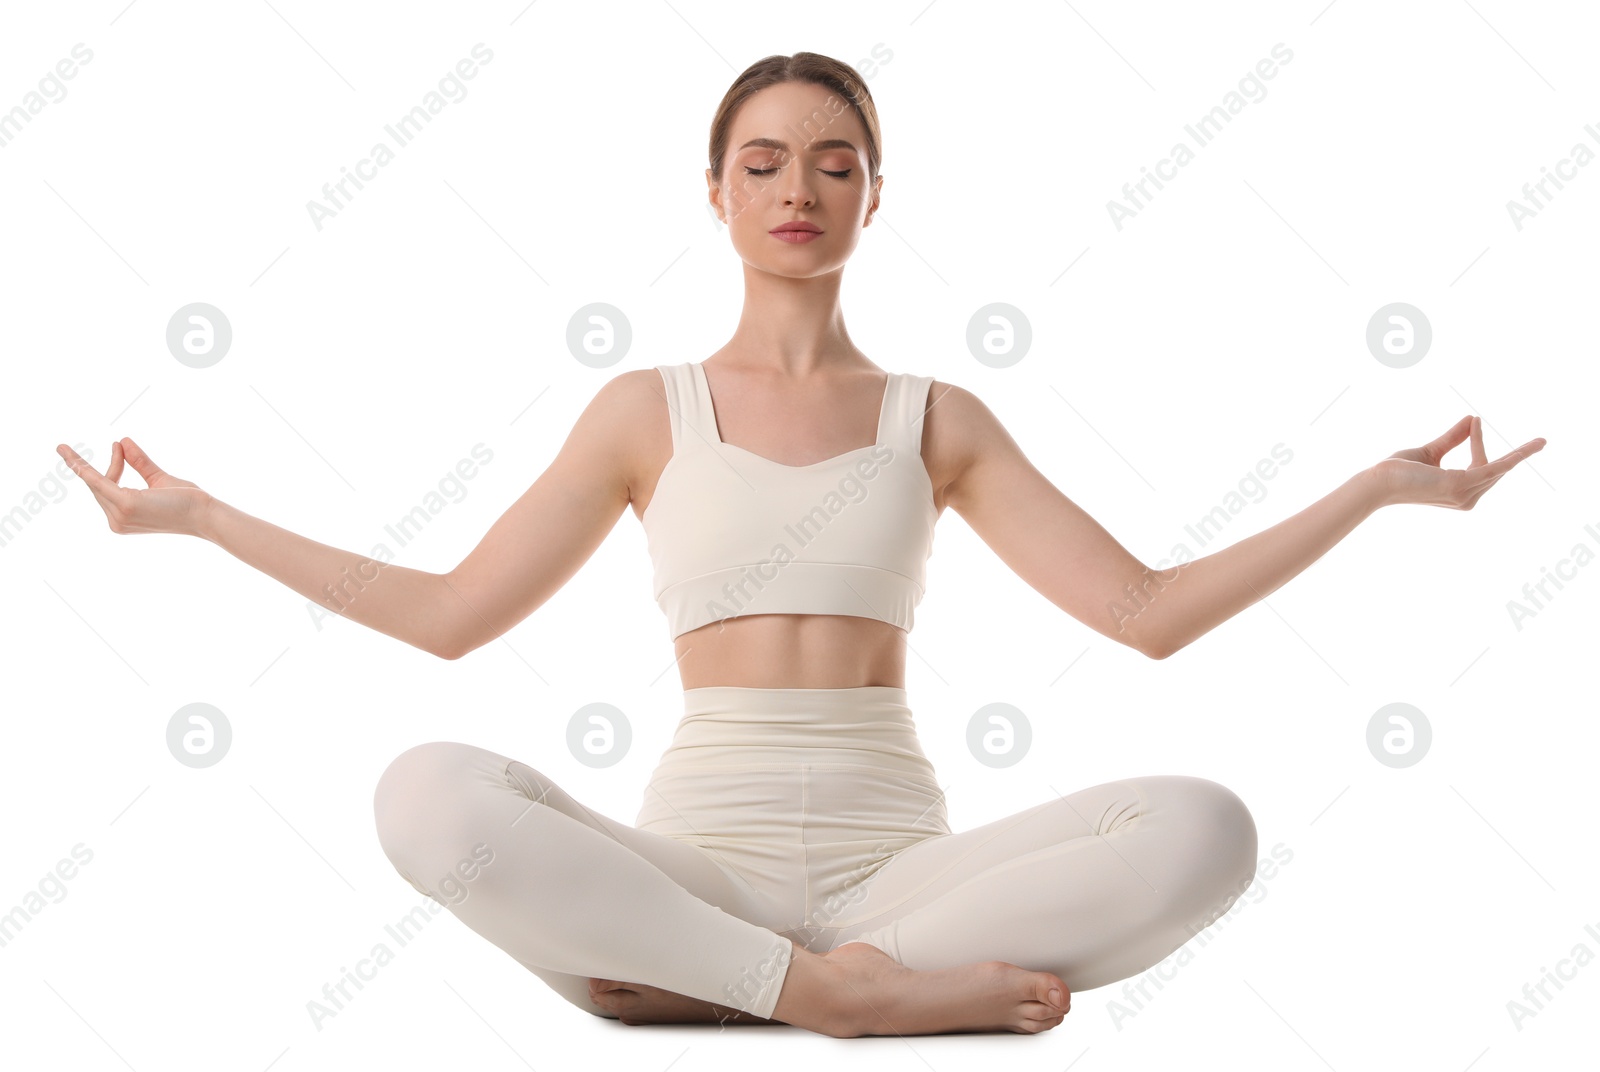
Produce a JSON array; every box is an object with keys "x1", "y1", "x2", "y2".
[{"x1": 1418, "y1": 414, "x2": 1473, "y2": 464}]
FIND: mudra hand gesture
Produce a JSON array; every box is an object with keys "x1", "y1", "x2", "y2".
[
  {"x1": 55, "y1": 436, "x2": 214, "y2": 538},
  {"x1": 1373, "y1": 415, "x2": 1545, "y2": 510}
]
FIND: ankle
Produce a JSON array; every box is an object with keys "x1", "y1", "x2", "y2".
[{"x1": 772, "y1": 943, "x2": 859, "y2": 1036}]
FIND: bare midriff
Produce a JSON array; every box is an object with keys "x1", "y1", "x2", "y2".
[{"x1": 668, "y1": 612, "x2": 909, "y2": 690}]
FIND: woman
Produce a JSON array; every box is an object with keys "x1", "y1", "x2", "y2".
[{"x1": 57, "y1": 52, "x2": 1544, "y2": 1039}]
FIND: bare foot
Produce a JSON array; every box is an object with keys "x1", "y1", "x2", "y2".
[
  {"x1": 811, "y1": 941, "x2": 1070, "y2": 1037},
  {"x1": 587, "y1": 977, "x2": 778, "y2": 1026}
]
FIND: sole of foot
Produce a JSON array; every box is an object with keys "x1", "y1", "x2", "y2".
[{"x1": 587, "y1": 977, "x2": 775, "y2": 1026}]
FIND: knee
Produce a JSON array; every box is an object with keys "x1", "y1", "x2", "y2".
[
  {"x1": 1196, "y1": 780, "x2": 1254, "y2": 889},
  {"x1": 372, "y1": 741, "x2": 489, "y2": 862},
  {"x1": 1170, "y1": 775, "x2": 1259, "y2": 884}
]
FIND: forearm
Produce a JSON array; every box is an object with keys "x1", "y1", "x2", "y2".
[
  {"x1": 1136, "y1": 467, "x2": 1388, "y2": 659},
  {"x1": 200, "y1": 499, "x2": 456, "y2": 658}
]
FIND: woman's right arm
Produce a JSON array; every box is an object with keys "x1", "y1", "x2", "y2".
[
  {"x1": 199, "y1": 499, "x2": 459, "y2": 657},
  {"x1": 59, "y1": 370, "x2": 651, "y2": 660},
  {"x1": 58, "y1": 438, "x2": 477, "y2": 659}
]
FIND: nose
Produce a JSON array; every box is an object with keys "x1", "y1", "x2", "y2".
[{"x1": 780, "y1": 173, "x2": 816, "y2": 208}]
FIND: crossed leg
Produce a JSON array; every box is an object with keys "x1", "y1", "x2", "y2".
[
  {"x1": 817, "y1": 773, "x2": 1261, "y2": 993},
  {"x1": 373, "y1": 743, "x2": 1257, "y2": 1031},
  {"x1": 371, "y1": 741, "x2": 797, "y2": 1021}
]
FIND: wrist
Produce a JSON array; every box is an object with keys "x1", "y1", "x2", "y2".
[
  {"x1": 194, "y1": 494, "x2": 225, "y2": 541},
  {"x1": 1358, "y1": 464, "x2": 1393, "y2": 511}
]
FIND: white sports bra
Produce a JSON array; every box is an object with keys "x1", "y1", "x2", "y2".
[{"x1": 642, "y1": 361, "x2": 938, "y2": 640}]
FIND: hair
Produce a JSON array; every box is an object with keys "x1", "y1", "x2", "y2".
[{"x1": 707, "y1": 52, "x2": 882, "y2": 188}]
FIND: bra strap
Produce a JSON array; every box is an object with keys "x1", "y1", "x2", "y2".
[
  {"x1": 655, "y1": 363, "x2": 718, "y2": 452},
  {"x1": 883, "y1": 372, "x2": 934, "y2": 453}
]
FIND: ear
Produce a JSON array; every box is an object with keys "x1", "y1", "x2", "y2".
[
  {"x1": 706, "y1": 167, "x2": 726, "y2": 224},
  {"x1": 864, "y1": 174, "x2": 883, "y2": 227}
]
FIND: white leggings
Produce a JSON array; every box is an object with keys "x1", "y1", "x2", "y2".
[{"x1": 372, "y1": 686, "x2": 1259, "y2": 1022}]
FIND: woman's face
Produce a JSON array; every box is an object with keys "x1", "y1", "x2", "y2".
[{"x1": 707, "y1": 80, "x2": 881, "y2": 279}]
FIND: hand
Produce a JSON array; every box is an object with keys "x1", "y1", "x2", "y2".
[
  {"x1": 56, "y1": 437, "x2": 215, "y2": 538},
  {"x1": 1372, "y1": 415, "x2": 1546, "y2": 509}
]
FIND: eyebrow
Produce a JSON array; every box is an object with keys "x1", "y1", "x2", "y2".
[{"x1": 737, "y1": 136, "x2": 860, "y2": 156}]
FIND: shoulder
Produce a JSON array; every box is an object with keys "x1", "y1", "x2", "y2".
[
  {"x1": 563, "y1": 367, "x2": 668, "y2": 439},
  {"x1": 591, "y1": 366, "x2": 675, "y2": 450},
  {"x1": 914, "y1": 377, "x2": 1018, "y2": 511},
  {"x1": 916, "y1": 377, "x2": 1011, "y2": 452},
  {"x1": 578, "y1": 367, "x2": 681, "y2": 506},
  {"x1": 542, "y1": 367, "x2": 671, "y2": 487}
]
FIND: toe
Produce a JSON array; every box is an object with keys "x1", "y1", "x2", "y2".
[
  {"x1": 591, "y1": 985, "x2": 634, "y2": 1011},
  {"x1": 1034, "y1": 977, "x2": 1070, "y2": 1013}
]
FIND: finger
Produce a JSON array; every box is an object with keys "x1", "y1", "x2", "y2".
[
  {"x1": 107, "y1": 439, "x2": 126, "y2": 484},
  {"x1": 118, "y1": 436, "x2": 167, "y2": 487},
  {"x1": 58, "y1": 444, "x2": 116, "y2": 492},
  {"x1": 1420, "y1": 415, "x2": 1473, "y2": 464},
  {"x1": 57, "y1": 445, "x2": 124, "y2": 517},
  {"x1": 1469, "y1": 416, "x2": 1488, "y2": 468},
  {"x1": 1492, "y1": 437, "x2": 1546, "y2": 468},
  {"x1": 1464, "y1": 439, "x2": 1545, "y2": 487}
]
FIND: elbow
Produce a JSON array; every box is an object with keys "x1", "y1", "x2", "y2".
[
  {"x1": 431, "y1": 633, "x2": 470, "y2": 661},
  {"x1": 1138, "y1": 629, "x2": 1176, "y2": 661},
  {"x1": 1146, "y1": 634, "x2": 1191, "y2": 660},
  {"x1": 1112, "y1": 620, "x2": 1171, "y2": 660}
]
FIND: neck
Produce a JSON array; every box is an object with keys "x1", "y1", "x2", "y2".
[{"x1": 722, "y1": 264, "x2": 862, "y2": 375}]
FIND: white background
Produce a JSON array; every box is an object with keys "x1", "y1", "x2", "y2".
[{"x1": 1, "y1": 0, "x2": 1594, "y2": 1069}]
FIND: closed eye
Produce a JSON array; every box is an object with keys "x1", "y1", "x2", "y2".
[{"x1": 745, "y1": 167, "x2": 852, "y2": 179}]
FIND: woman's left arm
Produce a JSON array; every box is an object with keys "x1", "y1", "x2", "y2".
[
  {"x1": 941, "y1": 385, "x2": 1545, "y2": 661},
  {"x1": 1123, "y1": 414, "x2": 1546, "y2": 659}
]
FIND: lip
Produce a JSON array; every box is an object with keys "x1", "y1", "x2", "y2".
[
  {"x1": 771, "y1": 229, "x2": 822, "y2": 244},
  {"x1": 770, "y1": 221, "x2": 822, "y2": 233}
]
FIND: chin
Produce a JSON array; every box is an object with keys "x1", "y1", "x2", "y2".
[{"x1": 735, "y1": 236, "x2": 859, "y2": 275}]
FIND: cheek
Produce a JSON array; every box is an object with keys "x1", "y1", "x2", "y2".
[{"x1": 720, "y1": 178, "x2": 766, "y2": 217}]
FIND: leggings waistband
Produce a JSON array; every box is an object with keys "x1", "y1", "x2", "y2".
[
  {"x1": 657, "y1": 685, "x2": 933, "y2": 774},
  {"x1": 681, "y1": 685, "x2": 908, "y2": 713}
]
